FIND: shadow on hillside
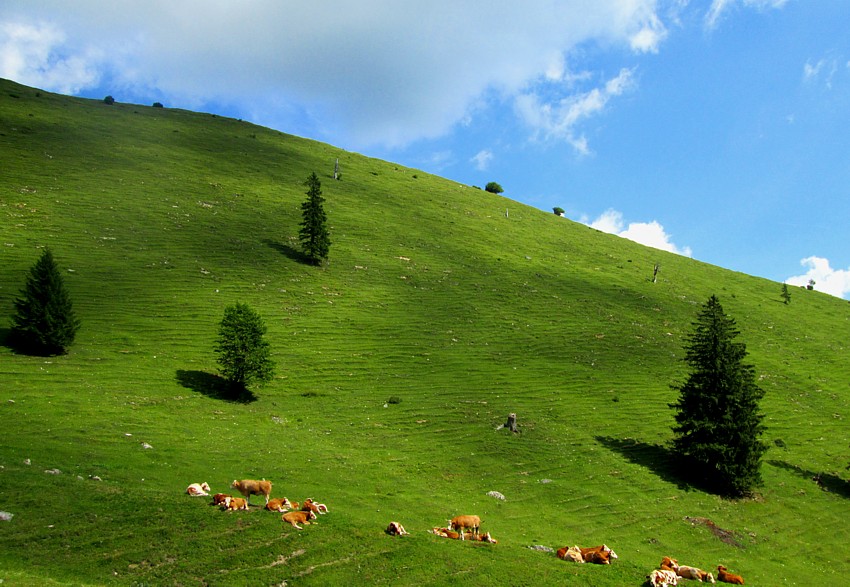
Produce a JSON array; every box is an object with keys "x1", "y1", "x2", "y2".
[
  {"x1": 263, "y1": 239, "x2": 310, "y2": 264},
  {"x1": 768, "y1": 459, "x2": 850, "y2": 498},
  {"x1": 175, "y1": 369, "x2": 257, "y2": 404},
  {"x1": 595, "y1": 436, "x2": 693, "y2": 491}
]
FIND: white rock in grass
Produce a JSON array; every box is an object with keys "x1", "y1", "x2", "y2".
[
  {"x1": 487, "y1": 491, "x2": 506, "y2": 501},
  {"x1": 44, "y1": 468, "x2": 62, "y2": 475},
  {"x1": 141, "y1": 442, "x2": 153, "y2": 449},
  {"x1": 0, "y1": 511, "x2": 13, "y2": 522}
]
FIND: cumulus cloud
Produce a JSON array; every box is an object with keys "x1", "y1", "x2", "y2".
[
  {"x1": 586, "y1": 209, "x2": 693, "y2": 257},
  {"x1": 0, "y1": 0, "x2": 666, "y2": 149},
  {"x1": 705, "y1": 0, "x2": 788, "y2": 30},
  {"x1": 786, "y1": 256, "x2": 850, "y2": 299}
]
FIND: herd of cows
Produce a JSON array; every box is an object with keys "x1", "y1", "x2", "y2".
[{"x1": 186, "y1": 479, "x2": 747, "y2": 585}]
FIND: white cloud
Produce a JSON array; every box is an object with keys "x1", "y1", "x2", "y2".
[
  {"x1": 587, "y1": 209, "x2": 693, "y2": 256},
  {"x1": 471, "y1": 149, "x2": 494, "y2": 171},
  {"x1": 0, "y1": 0, "x2": 666, "y2": 149},
  {"x1": 786, "y1": 256, "x2": 850, "y2": 300},
  {"x1": 516, "y1": 68, "x2": 636, "y2": 155},
  {"x1": 705, "y1": 0, "x2": 788, "y2": 30},
  {"x1": 0, "y1": 22, "x2": 101, "y2": 94}
]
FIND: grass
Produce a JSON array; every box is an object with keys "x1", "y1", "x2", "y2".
[{"x1": 1, "y1": 77, "x2": 849, "y2": 585}]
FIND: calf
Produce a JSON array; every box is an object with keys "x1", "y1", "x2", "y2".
[
  {"x1": 226, "y1": 497, "x2": 248, "y2": 511},
  {"x1": 580, "y1": 544, "x2": 618, "y2": 563},
  {"x1": 386, "y1": 521, "x2": 409, "y2": 536},
  {"x1": 449, "y1": 515, "x2": 480, "y2": 540},
  {"x1": 716, "y1": 566, "x2": 744, "y2": 585},
  {"x1": 648, "y1": 569, "x2": 679, "y2": 587},
  {"x1": 186, "y1": 482, "x2": 211, "y2": 496},
  {"x1": 211, "y1": 493, "x2": 231, "y2": 506},
  {"x1": 265, "y1": 497, "x2": 292, "y2": 512},
  {"x1": 678, "y1": 565, "x2": 715, "y2": 583},
  {"x1": 430, "y1": 527, "x2": 461, "y2": 540},
  {"x1": 556, "y1": 545, "x2": 584, "y2": 563},
  {"x1": 302, "y1": 498, "x2": 329, "y2": 514},
  {"x1": 231, "y1": 479, "x2": 272, "y2": 505},
  {"x1": 282, "y1": 509, "x2": 317, "y2": 530},
  {"x1": 464, "y1": 531, "x2": 497, "y2": 543},
  {"x1": 660, "y1": 557, "x2": 679, "y2": 571}
]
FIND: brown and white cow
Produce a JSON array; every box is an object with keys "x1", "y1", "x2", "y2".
[
  {"x1": 225, "y1": 497, "x2": 249, "y2": 511},
  {"x1": 556, "y1": 545, "x2": 585, "y2": 563},
  {"x1": 678, "y1": 565, "x2": 715, "y2": 583},
  {"x1": 231, "y1": 479, "x2": 272, "y2": 505},
  {"x1": 386, "y1": 521, "x2": 409, "y2": 536},
  {"x1": 648, "y1": 568, "x2": 680, "y2": 587},
  {"x1": 580, "y1": 545, "x2": 618, "y2": 563},
  {"x1": 302, "y1": 498, "x2": 329, "y2": 514},
  {"x1": 716, "y1": 566, "x2": 744, "y2": 585},
  {"x1": 449, "y1": 515, "x2": 480, "y2": 540},
  {"x1": 282, "y1": 509, "x2": 317, "y2": 530},
  {"x1": 211, "y1": 493, "x2": 231, "y2": 506},
  {"x1": 265, "y1": 497, "x2": 292, "y2": 512},
  {"x1": 186, "y1": 482, "x2": 211, "y2": 496}
]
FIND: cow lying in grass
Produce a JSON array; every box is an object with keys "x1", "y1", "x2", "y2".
[
  {"x1": 716, "y1": 566, "x2": 744, "y2": 585},
  {"x1": 386, "y1": 522, "x2": 409, "y2": 536},
  {"x1": 282, "y1": 510, "x2": 317, "y2": 530},
  {"x1": 556, "y1": 545, "x2": 584, "y2": 563},
  {"x1": 186, "y1": 482, "x2": 211, "y2": 496},
  {"x1": 648, "y1": 568, "x2": 680, "y2": 587},
  {"x1": 658, "y1": 556, "x2": 715, "y2": 584},
  {"x1": 211, "y1": 493, "x2": 231, "y2": 506},
  {"x1": 430, "y1": 527, "x2": 497, "y2": 543},
  {"x1": 225, "y1": 497, "x2": 248, "y2": 511},
  {"x1": 265, "y1": 497, "x2": 292, "y2": 512},
  {"x1": 580, "y1": 545, "x2": 618, "y2": 564},
  {"x1": 302, "y1": 498, "x2": 329, "y2": 514},
  {"x1": 231, "y1": 479, "x2": 272, "y2": 505}
]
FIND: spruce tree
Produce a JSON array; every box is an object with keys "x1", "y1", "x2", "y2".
[
  {"x1": 10, "y1": 248, "x2": 80, "y2": 355},
  {"x1": 299, "y1": 172, "x2": 330, "y2": 265},
  {"x1": 670, "y1": 295, "x2": 767, "y2": 497},
  {"x1": 214, "y1": 303, "x2": 274, "y2": 393}
]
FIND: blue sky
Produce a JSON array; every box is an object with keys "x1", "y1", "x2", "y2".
[{"x1": 2, "y1": 1, "x2": 849, "y2": 298}]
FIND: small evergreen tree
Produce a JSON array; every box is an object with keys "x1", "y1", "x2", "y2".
[
  {"x1": 10, "y1": 248, "x2": 80, "y2": 355},
  {"x1": 299, "y1": 172, "x2": 330, "y2": 265},
  {"x1": 781, "y1": 283, "x2": 791, "y2": 304},
  {"x1": 670, "y1": 295, "x2": 767, "y2": 497},
  {"x1": 214, "y1": 303, "x2": 274, "y2": 392}
]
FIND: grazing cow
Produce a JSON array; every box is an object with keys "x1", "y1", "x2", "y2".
[
  {"x1": 449, "y1": 515, "x2": 481, "y2": 540},
  {"x1": 648, "y1": 569, "x2": 680, "y2": 587},
  {"x1": 580, "y1": 545, "x2": 618, "y2": 562},
  {"x1": 386, "y1": 522, "x2": 409, "y2": 536},
  {"x1": 186, "y1": 482, "x2": 211, "y2": 496},
  {"x1": 716, "y1": 566, "x2": 744, "y2": 585},
  {"x1": 302, "y1": 498, "x2": 329, "y2": 514},
  {"x1": 226, "y1": 497, "x2": 248, "y2": 511},
  {"x1": 265, "y1": 497, "x2": 292, "y2": 512},
  {"x1": 556, "y1": 545, "x2": 585, "y2": 563},
  {"x1": 231, "y1": 479, "x2": 272, "y2": 505},
  {"x1": 282, "y1": 509, "x2": 316, "y2": 530},
  {"x1": 211, "y1": 493, "x2": 231, "y2": 506},
  {"x1": 678, "y1": 566, "x2": 715, "y2": 583}
]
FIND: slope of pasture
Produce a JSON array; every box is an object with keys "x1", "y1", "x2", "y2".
[{"x1": 0, "y1": 79, "x2": 849, "y2": 586}]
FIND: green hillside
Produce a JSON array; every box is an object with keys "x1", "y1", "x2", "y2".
[{"x1": 1, "y1": 78, "x2": 848, "y2": 586}]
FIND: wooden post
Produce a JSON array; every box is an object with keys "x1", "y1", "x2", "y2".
[
  {"x1": 505, "y1": 413, "x2": 518, "y2": 433},
  {"x1": 334, "y1": 158, "x2": 340, "y2": 180}
]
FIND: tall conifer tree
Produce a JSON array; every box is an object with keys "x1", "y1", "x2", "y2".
[
  {"x1": 671, "y1": 295, "x2": 767, "y2": 497},
  {"x1": 299, "y1": 172, "x2": 330, "y2": 265},
  {"x1": 214, "y1": 303, "x2": 274, "y2": 393},
  {"x1": 10, "y1": 248, "x2": 80, "y2": 355}
]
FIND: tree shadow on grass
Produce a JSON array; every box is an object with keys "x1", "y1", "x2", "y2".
[
  {"x1": 263, "y1": 239, "x2": 310, "y2": 264},
  {"x1": 595, "y1": 436, "x2": 696, "y2": 492},
  {"x1": 768, "y1": 459, "x2": 850, "y2": 498},
  {"x1": 175, "y1": 369, "x2": 257, "y2": 404}
]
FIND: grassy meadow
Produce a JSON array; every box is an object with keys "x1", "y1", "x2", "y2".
[{"x1": 1, "y1": 78, "x2": 849, "y2": 586}]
